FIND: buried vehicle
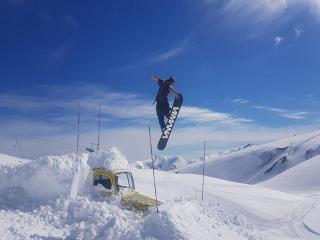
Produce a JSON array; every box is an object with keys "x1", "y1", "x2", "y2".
[{"x1": 92, "y1": 168, "x2": 160, "y2": 211}]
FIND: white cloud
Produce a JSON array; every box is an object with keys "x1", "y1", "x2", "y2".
[
  {"x1": 150, "y1": 46, "x2": 186, "y2": 63},
  {"x1": 281, "y1": 112, "x2": 308, "y2": 120},
  {"x1": 181, "y1": 106, "x2": 253, "y2": 125},
  {"x1": 0, "y1": 85, "x2": 251, "y2": 126},
  {"x1": 223, "y1": 0, "x2": 288, "y2": 25},
  {"x1": 232, "y1": 98, "x2": 249, "y2": 104},
  {"x1": 294, "y1": 25, "x2": 304, "y2": 37},
  {"x1": 1, "y1": 85, "x2": 315, "y2": 161},
  {"x1": 254, "y1": 105, "x2": 286, "y2": 113},
  {"x1": 206, "y1": 0, "x2": 320, "y2": 26},
  {"x1": 274, "y1": 35, "x2": 284, "y2": 46},
  {"x1": 254, "y1": 105, "x2": 309, "y2": 120}
]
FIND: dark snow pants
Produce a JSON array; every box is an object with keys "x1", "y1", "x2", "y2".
[{"x1": 156, "y1": 102, "x2": 170, "y2": 130}]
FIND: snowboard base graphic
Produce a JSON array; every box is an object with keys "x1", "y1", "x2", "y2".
[{"x1": 157, "y1": 94, "x2": 183, "y2": 150}]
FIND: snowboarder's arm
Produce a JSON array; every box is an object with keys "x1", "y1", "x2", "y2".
[
  {"x1": 169, "y1": 85, "x2": 180, "y2": 99},
  {"x1": 151, "y1": 76, "x2": 162, "y2": 81},
  {"x1": 151, "y1": 76, "x2": 164, "y2": 86}
]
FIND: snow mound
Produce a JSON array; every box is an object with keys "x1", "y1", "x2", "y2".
[
  {"x1": 0, "y1": 147, "x2": 129, "y2": 210},
  {"x1": 0, "y1": 196, "x2": 265, "y2": 240},
  {"x1": 143, "y1": 199, "x2": 265, "y2": 240},
  {"x1": 88, "y1": 147, "x2": 129, "y2": 171}
]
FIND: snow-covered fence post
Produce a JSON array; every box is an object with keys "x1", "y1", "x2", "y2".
[
  {"x1": 201, "y1": 141, "x2": 206, "y2": 201},
  {"x1": 149, "y1": 126, "x2": 159, "y2": 213}
]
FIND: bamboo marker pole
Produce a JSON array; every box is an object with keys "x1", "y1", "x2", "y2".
[
  {"x1": 201, "y1": 141, "x2": 206, "y2": 201},
  {"x1": 149, "y1": 126, "x2": 159, "y2": 213}
]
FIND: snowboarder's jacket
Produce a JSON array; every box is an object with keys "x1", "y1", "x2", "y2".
[{"x1": 155, "y1": 79, "x2": 172, "y2": 103}]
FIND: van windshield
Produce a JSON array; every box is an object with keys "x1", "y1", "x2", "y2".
[{"x1": 115, "y1": 172, "x2": 135, "y2": 191}]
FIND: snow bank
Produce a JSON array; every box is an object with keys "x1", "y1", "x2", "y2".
[
  {"x1": 0, "y1": 148, "x2": 129, "y2": 209},
  {"x1": 143, "y1": 199, "x2": 265, "y2": 240},
  {"x1": 88, "y1": 147, "x2": 129, "y2": 171},
  {"x1": 0, "y1": 196, "x2": 266, "y2": 240}
]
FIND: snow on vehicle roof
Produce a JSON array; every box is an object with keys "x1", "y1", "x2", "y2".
[{"x1": 88, "y1": 147, "x2": 129, "y2": 171}]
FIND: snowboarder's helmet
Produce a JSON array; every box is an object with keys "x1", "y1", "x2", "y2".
[{"x1": 168, "y1": 75, "x2": 175, "y2": 83}]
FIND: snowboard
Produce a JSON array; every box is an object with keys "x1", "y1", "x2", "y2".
[{"x1": 157, "y1": 94, "x2": 183, "y2": 150}]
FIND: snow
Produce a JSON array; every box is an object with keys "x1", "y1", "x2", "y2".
[
  {"x1": 143, "y1": 199, "x2": 265, "y2": 240},
  {"x1": 88, "y1": 147, "x2": 129, "y2": 171},
  {"x1": 0, "y1": 153, "x2": 30, "y2": 166},
  {"x1": 135, "y1": 155, "x2": 199, "y2": 171},
  {"x1": 1, "y1": 130, "x2": 320, "y2": 239},
  {"x1": 260, "y1": 155, "x2": 320, "y2": 193},
  {"x1": 178, "y1": 129, "x2": 320, "y2": 184},
  {"x1": 304, "y1": 205, "x2": 320, "y2": 235}
]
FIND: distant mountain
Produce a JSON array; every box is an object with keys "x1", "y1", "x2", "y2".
[
  {"x1": 178, "y1": 129, "x2": 320, "y2": 185},
  {"x1": 135, "y1": 144, "x2": 255, "y2": 171},
  {"x1": 0, "y1": 153, "x2": 31, "y2": 167},
  {"x1": 135, "y1": 155, "x2": 199, "y2": 171}
]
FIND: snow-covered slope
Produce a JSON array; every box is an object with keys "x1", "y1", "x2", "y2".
[
  {"x1": 1, "y1": 144, "x2": 320, "y2": 239},
  {"x1": 178, "y1": 130, "x2": 320, "y2": 184},
  {"x1": 260, "y1": 155, "x2": 320, "y2": 193}
]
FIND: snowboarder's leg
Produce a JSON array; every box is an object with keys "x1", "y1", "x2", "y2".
[
  {"x1": 156, "y1": 103, "x2": 166, "y2": 130},
  {"x1": 164, "y1": 102, "x2": 170, "y2": 119}
]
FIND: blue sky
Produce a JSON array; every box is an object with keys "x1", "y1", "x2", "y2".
[{"x1": 1, "y1": 0, "x2": 320, "y2": 161}]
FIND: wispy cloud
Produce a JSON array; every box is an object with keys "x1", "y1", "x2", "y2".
[
  {"x1": 294, "y1": 25, "x2": 304, "y2": 38},
  {"x1": 149, "y1": 46, "x2": 187, "y2": 63},
  {"x1": 0, "y1": 84, "x2": 257, "y2": 161},
  {"x1": 0, "y1": 85, "x2": 251, "y2": 126},
  {"x1": 149, "y1": 38, "x2": 190, "y2": 63},
  {"x1": 254, "y1": 105, "x2": 309, "y2": 120},
  {"x1": 116, "y1": 39, "x2": 190, "y2": 72},
  {"x1": 274, "y1": 35, "x2": 284, "y2": 47},
  {"x1": 0, "y1": 85, "x2": 317, "y2": 161},
  {"x1": 205, "y1": 0, "x2": 320, "y2": 27},
  {"x1": 180, "y1": 106, "x2": 253, "y2": 125},
  {"x1": 232, "y1": 98, "x2": 249, "y2": 104},
  {"x1": 281, "y1": 112, "x2": 309, "y2": 120},
  {"x1": 223, "y1": 0, "x2": 288, "y2": 25}
]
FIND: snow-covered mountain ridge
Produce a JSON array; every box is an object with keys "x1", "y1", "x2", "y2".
[
  {"x1": 135, "y1": 144, "x2": 255, "y2": 171},
  {"x1": 135, "y1": 155, "x2": 199, "y2": 171},
  {"x1": 178, "y1": 129, "x2": 320, "y2": 185}
]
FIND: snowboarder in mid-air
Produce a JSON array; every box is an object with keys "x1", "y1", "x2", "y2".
[{"x1": 151, "y1": 75, "x2": 180, "y2": 131}]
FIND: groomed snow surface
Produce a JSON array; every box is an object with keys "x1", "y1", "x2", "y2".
[{"x1": 1, "y1": 130, "x2": 320, "y2": 239}]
